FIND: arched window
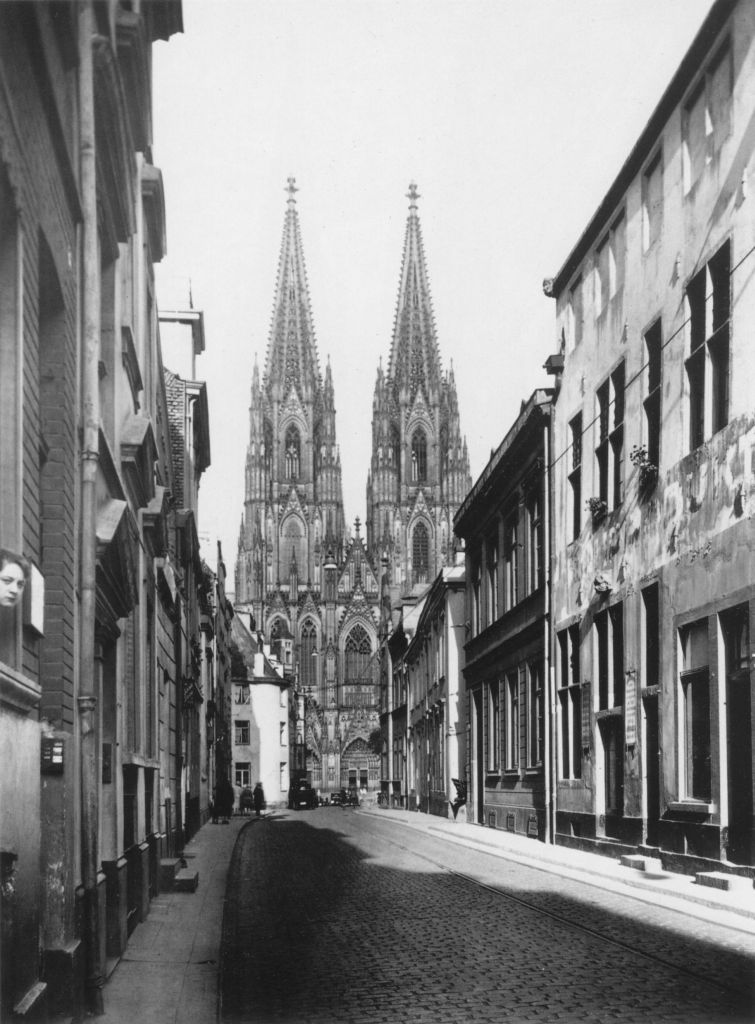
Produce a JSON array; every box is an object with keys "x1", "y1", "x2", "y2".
[
  {"x1": 282, "y1": 516, "x2": 306, "y2": 580},
  {"x1": 412, "y1": 521, "x2": 429, "y2": 585},
  {"x1": 300, "y1": 619, "x2": 317, "y2": 691},
  {"x1": 285, "y1": 425, "x2": 300, "y2": 479},
  {"x1": 344, "y1": 624, "x2": 371, "y2": 683},
  {"x1": 411, "y1": 429, "x2": 427, "y2": 482}
]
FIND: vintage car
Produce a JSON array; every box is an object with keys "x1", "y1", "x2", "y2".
[{"x1": 289, "y1": 779, "x2": 317, "y2": 810}]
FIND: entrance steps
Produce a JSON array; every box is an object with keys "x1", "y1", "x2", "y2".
[{"x1": 160, "y1": 856, "x2": 199, "y2": 893}]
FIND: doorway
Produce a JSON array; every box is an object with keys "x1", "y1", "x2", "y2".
[{"x1": 643, "y1": 694, "x2": 660, "y2": 847}]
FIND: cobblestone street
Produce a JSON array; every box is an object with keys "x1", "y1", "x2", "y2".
[{"x1": 220, "y1": 810, "x2": 755, "y2": 1024}]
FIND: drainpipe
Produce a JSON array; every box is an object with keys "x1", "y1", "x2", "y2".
[
  {"x1": 77, "y1": 0, "x2": 104, "y2": 1013},
  {"x1": 544, "y1": 412, "x2": 555, "y2": 846}
]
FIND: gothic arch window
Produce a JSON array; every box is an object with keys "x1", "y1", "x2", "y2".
[
  {"x1": 412, "y1": 520, "x2": 429, "y2": 586},
  {"x1": 411, "y1": 428, "x2": 427, "y2": 483},
  {"x1": 344, "y1": 624, "x2": 371, "y2": 683},
  {"x1": 282, "y1": 516, "x2": 306, "y2": 581},
  {"x1": 300, "y1": 619, "x2": 317, "y2": 691},
  {"x1": 285, "y1": 424, "x2": 300, "y2": 479}
]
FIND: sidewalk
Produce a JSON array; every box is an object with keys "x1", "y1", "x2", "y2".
[
  {"x1": 360, "y1": 804, "x2": 755, "y2": 930},
  {"x1": 96, "y1": 815, "x2": 247, "y2": 1024}
]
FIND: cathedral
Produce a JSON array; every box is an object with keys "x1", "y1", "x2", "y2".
[{"x1": 234, "y1": 179, "x2": 470, "y2": 795}]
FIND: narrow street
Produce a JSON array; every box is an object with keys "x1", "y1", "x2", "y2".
[{"x1": 220, "y1": 809, "x2": 755, "y2": 1024}]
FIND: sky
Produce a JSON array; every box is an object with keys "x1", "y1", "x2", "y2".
[{"x1": 152, "y1": 0, "x2": 713, "y2": 575}]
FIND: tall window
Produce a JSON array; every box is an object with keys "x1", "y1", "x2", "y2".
[
  {"x1": 235, "y1": 721, "x2": 250, "y2": 745},
  {"x1": 471, "y1": 558, "x2": 481, "y2": 637},
  {"x1": 595, "y1": 362, "x2": 625, "y2": 512},
  {"x1": 0, "y1": 163, "x2": 19, "y2": 555},
  {"x1": 411, "y1": 429, "x2": 427, "y2": 483},
  {"x1": 486, "y1": 532, "x2": 499, "y2": 625},
  {"x1": 679, "y1": 618, "x2": 711, "y2": 801},
  {"x1": 569, "y1": 413, "x2": 582, "y2": 540},
  {"x1": 644, "y1": 320, "x2": 662, "y2": 469},
  {"x1": 345, "y1": 624, "x2": 371, "y2": 683},
  {"x1": 284, "y1": 424, "x2": 300, "y2": 479},
  {"x1": 300, "y1": 618, "x2": 317, "y2": 690},
  {"x1": 595, "y1": 213, "x2": 626, "y2": 316},
  {"x1": 527, "y1": 490, "x2": 543, "y2": 593},
  {"x1": 528, "y1": 661, "x2": 544, "y2": 767},
  {"x1": 567, "y1": 275, "x2": 583, "y2": 350},
  {"x1": 487, "y1": 681, "x2": 499, "y2": 771},
  {"x1": 235, "y1": 763, "x2": 251, "y2": 788},
  {"x1": 412, "y1": 520, "x2": 429, "y2": 586},
  {"x1": 595, "y1": 603, "x2": 624, "y2": 710},
  {"x1": 505, "y1": 671, "x2": 520, "y2": 770},
  {"x1": 686, "y1": 240, "x2": 730, "y2": 450},
  {"x1": 642, "y1": 150, "x2": 663, "y2": 251},
  {"x1": 558, "y1": 625, "x2": 582, "y2": 780},
  {"x1": 683, "y1": 42, "x2": 732, "y2": 194},
  {"x1": 504, "y1": 512, "x2": 518, "y2": 610}
]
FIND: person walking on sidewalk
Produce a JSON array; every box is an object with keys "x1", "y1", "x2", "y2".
[{"x1": 253, "y1": 781, "x2": 266, "y2": 818}]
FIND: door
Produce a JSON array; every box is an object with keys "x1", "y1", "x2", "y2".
[
  {"x1": 724, "y1": 604, "x2": 752, "y2": 863},
  {"x1": 471, "y1": 688, "x2": 484, "y2": 824},
  {"x1": 643, "y1": 695, "x2": 660, "y2": 847}
]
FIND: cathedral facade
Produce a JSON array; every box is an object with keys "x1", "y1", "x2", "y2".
[{"x1": 234, "y1": 179, "x2": 469, "y2": 795}]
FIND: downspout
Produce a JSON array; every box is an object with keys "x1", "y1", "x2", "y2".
[
  {"x1": 77, "y1": 0, "x2": 104, "y2": 1013},
  {"x1": 544, "y1": 412, "x2": 556, "y2": 846}
]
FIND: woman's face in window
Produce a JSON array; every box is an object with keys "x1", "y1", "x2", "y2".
[{"x1": 0, "y1": 561, "x2": 26, "y2": 607}]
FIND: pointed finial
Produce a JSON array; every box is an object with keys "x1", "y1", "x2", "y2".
[
  {"x1": 354, "y1": 516, "x2": 361, "y2": 538},
  {"x1": 286, "y1": 177, "x2": 299, "y2": 203},
  {"x1": 407, "y1": 182, "x2": 420, "y2": 208}
]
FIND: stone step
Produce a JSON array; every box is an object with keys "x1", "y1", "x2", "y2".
[
  {"x1": 159, "y1": 857, "x2": 182, "y2": 892},
  {"x1": 173, "y1": 868, "x2": 199, "y2": 893},
  {"x1": 695, "y1": 870, "x2": 752, "y2": 893},
  {"x1": 620, "y1": 854, "x2": 650, "y2": 870}
]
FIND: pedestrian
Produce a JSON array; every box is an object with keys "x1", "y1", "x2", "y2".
[
  {"x1": 253, "y1": 781, "x2": 265, "y2": 818},
  {"x1": 0, "y1": 548, "x2": 30, "y2": 608},
  {"x1": 218, "y1": 776, "x2": 234, "y2": 823},
  {"x1": 240, "y1": 787, "x2": 253, "y2": 815}
]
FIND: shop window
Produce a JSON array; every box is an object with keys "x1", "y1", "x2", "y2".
[{"x1": 679, "y1": 619, "x2": 711, "y2": 801}]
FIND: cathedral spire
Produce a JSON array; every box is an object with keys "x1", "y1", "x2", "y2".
[
  {"x1": 264, "y1": 177, "x2": 321, "y2": 402},
  {"x1": 387, "y1": 182, "x2": 442, "y2": 402}
]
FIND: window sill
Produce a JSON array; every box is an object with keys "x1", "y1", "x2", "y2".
[
  {"x1": 668, "y1": 800, "x2": 716, "y2": 816},
  {"x1": 502, "y1": 768, "x2": 520, "y2": 779},
  {"x1": 524, "y1": 766, "x2": 543, "y2": 777}
]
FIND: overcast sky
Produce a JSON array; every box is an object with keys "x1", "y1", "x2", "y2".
[{"x1": 153, "y1": 0, "x2": 713, "y2": 573}]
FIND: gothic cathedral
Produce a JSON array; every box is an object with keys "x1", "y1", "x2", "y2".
[{"x1": 234, "y1": 179, "x2": 470, "y2": 795}]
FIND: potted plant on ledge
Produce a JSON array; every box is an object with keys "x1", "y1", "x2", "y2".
[
  {"x1": 630, "y1": 444, "x2": 658, "y2": 495},
  {"x1": 586, "y1": 496, "x2": 608, "y2": 524}
]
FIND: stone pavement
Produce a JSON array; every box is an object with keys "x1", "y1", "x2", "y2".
[
  {"x1": 94, "y1": 815, "x2": 246, "y2": 1024},
  {"x1": 94, "y1": 805, "x2": 754, "y2": 1023}
]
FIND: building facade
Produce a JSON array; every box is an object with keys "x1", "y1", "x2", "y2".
[
  {"x1": 454, "y1": 391, "x2": 553, "y2": 839},
  {"x1": 548, "y1": 0, "x2": 755, "y2": 872}
]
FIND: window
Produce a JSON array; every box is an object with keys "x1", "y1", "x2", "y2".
[
  {"x1": 558, "y1": 625, "x2": 582, "y2": 780},
  {"x1": 280, "y1": 722, "x2": 287, "y2": 745},
  {"x1": 569, "y1": 413, "x2": 582, "y2": 540},
  {"x1": 642, "y1": 150, "x2": 663, "y2": 251},
  {"x1": 235, "y1": 720, "x2": 250, "y2": 745},
  {"x1": 280, "y1": 762, "x2": 287, "y2": 790},
  {"x1": 683, "y1": 42, "x2": 732, "y2": 193},
  {"x1": 471, "y1": 558, "x2": 481, "y2": 637},
  {"x1": 679, "y1": 619, "x2": 711, "y2": 801},
  {"x1": 643, "y1": 321, "x2": 662, "y2": 469},
  {"x1": 235, "y1": 762, "x2": 251, "y2": 788},
  {"x1": 642, "y1": 584, "x2": 660, "y2": 689},
  {"x1": 567, "y1": 276, "x2": 583, "y2": 350},
  {"x1": 528, "y1": 661, "x2": 544, "y2": 767},
  {"x1": 686, "y1": 240, "x2": 730, "y2": 449},
  {"x1": 486, "y1": 532, "x2": 499, "y2": 624},
  {"x1": 411, "y1": 429, "x2": 427, "y2": 483},
  {"x1": 595, "y1": 362, "x2": 625, "y2": 512},
  {"x1": 595, "y1": 214, "x2": 626, "y2": 316},
  {"x1": 504, "y1": 512, "x2": 518, "y2": 610},
  {"x1": 527, "y1": 490, "x2": 543, "y2": 593},
  {"x1": 412, "y1": 520, "x2": 429, "y2": 586},
  {"x1": 300, "y1": 618, "x2": 317, "y2": 690},
  {"x1": 487, "y1": 681, "x2": 500, "y2": 771},
  {"x1": 504, "y1": 671, "x2": 520, "y2": 770},
  {"x1": 0, "y1": 163, "x2": 19, "y2": 554},
  {"x1": 345, "y1": 624, "x2": 371, "y2": 682},
  {"x1": 595, "y1": 603, "x2": 624, "y2": 710},
  {"x1": 284, "y1": 424, "x2": 300, "y2": 479}
]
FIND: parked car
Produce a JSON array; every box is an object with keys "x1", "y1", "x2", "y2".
[
  {"x1": 329, "y1": 790, "x2": 342, "y2": 806},
  {"x1": 289, "y1": 779, "x2": 317, "y2": 810}
]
